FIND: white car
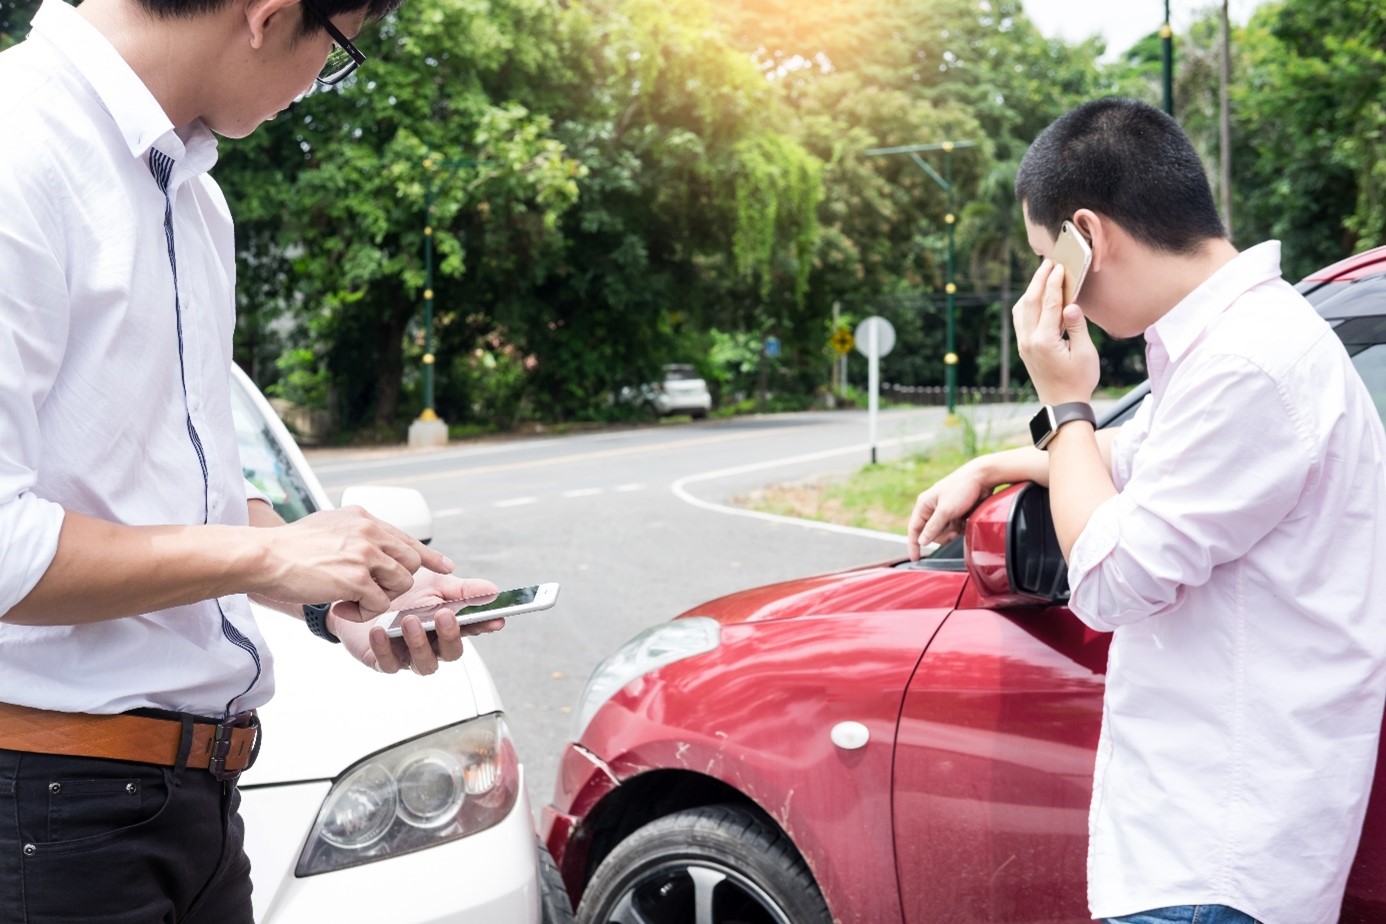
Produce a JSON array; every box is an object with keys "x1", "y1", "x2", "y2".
[
  {"x1": 228, "y1": 365, "x2": 572, "y2": 923},
  {"x1": 638, "y1": 364, "x2": 713, "y2": 418}
]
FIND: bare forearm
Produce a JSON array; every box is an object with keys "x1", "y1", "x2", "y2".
[
  {"x1": 1046, "y1": 422, "x2": 1117, "y2": 559},
  {"x1": 969, "y1": 428, "x2": 1117, "y2": 490},
  {"x1": 245, "y1": 499, "x2": 305, "y2": 618},
  {"x1": 4, "y1": 510, "x2": 268, "y2": 626},
  {"x1": 6, "y1": 499, "x2": 449, "y2": 627},
  {"x1": 970, "y1": 444, "x2": 1052, "y2": 488}
]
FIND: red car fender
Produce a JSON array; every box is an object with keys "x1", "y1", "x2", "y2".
[{"x1": 557, "y1": 571, "x2": 964, "y2": 923}]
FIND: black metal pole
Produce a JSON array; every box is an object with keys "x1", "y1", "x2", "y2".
[
  {"x1": 943, "y1": 144, "x2": 957, "y2": 416},
  {"x1": 1162, "y1": 0, "x2": 1174, "y2": 116}
]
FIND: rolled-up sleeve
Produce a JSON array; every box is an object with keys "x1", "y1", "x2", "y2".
[
  {"x1": 0, "y1": 148, "x2": 70, "y2": 618},
  {"x1": 244, "y1": 478, "x2": 270, "y2": 507},
  {"x1": 1067, "y1": 354, "x2": 1313, "y2": 632}
]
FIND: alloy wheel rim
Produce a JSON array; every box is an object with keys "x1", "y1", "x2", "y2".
[{"x1": 598, "y1": 857, "x2": 795, "y2": 924}]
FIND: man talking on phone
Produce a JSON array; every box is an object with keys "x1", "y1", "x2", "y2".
[
  {"x1": 906, "y1": 98, "x2": 1386, "y2": 924},
  {"x1": 0, "y1": 0, "x2": 500, "y2": 918}
]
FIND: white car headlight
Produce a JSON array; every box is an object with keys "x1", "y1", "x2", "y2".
[
  {"x1": 573, "y1": 617, "x2": 721, "y2": 738},
  {"x1": 296, "y1": 714, "x2": 519, "y2": 876}
]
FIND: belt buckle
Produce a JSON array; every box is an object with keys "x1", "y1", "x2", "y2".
[{"x1": 209, "y1": 710, "x2": 261, "y2": 782}]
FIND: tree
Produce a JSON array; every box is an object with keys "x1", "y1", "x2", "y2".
[
  {"x1": 0, "y1": 0, "x2": 40, "y2": 50},
  {"x1": 709, "y1": 0, "x2": 1112, "y2": 393},
  {"x1": 1232, "y1": 0, "x2": 1385, "y2": 278},
  {"x1": 218, "y1": 0, "x2": 583, "y2": 432}
]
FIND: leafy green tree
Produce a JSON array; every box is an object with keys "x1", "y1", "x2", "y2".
[
  {"x1": 1232, "y1": 0, "x2": 1385, "y2": 278},
  {"x1": 490, "y1": 0, "x2": 823, "y2": 421},
  {"x1": 0, "y1": 0, "x2": 40, "y2": 50},
  {"x1": 710, "y1": 0, "x2": 1112, "y2": 393},
  {"x1": 219, "y1": 0, "x2": 582, "y2": 433}
]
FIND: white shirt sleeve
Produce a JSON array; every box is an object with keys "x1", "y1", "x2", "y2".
[
  {"x1": 0, "y1": 150, "x2": 70, "y2": 617},
  {"x1": 244, "y1": 478, "x2": 271, "y2": 508},
  {"x1": 1067, "y1": 353, "x2": 1315, "y2": 632}
]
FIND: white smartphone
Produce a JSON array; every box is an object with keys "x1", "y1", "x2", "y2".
[
  {"x1": 380, "y1": 582, "x2": 560, "y2": 637},
  {"x1": 1051, "y1": 219, "x2": 1092, "y2": 305}
]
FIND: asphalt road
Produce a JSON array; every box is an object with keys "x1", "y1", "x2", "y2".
[{"x1": 307, "y1": 402, "x2": 1039, "y2": 817}]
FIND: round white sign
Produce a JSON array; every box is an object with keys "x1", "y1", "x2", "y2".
[{"x1": 854, "y1": 316, "x2": 896, "y2": 358}]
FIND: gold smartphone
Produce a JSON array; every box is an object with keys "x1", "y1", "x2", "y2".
[{"x1": 1051, "y1": 219, "x2": 1092, "y2": 305}]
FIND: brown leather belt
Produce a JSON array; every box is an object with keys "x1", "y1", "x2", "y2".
[{"x1": 0, "y1": 702, "x2": 261, "y2": 781}]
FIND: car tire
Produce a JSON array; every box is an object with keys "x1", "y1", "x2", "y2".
[
  {"x1": 539, "y1": 839, "x2": 576, "y2": 924},
  {"x1": 575, "y1": 804, "x2": 832, "y2": 924}
]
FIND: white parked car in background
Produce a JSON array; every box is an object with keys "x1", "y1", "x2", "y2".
[
  {"x1": 637, "y1": 363, "x2": 713, "y2": 418},
  {"x1": 229, "y1": 365, "x2": 572, "y2": 923}
]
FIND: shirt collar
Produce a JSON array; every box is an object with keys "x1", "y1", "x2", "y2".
[
  {"x1": 30, "y1": 0, "x2": 218, "y2": 178},
  {"x1": 1146, "y1": 241, "x2": 1285, "y2": 365}
]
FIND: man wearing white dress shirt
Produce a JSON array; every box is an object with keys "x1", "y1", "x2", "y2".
[
  {"x1": 0, "y1": 0, "x2": 499, "y2": 918},
  {"x1": 907, "y1": 98, "x2": 1386, "y2": 924}
]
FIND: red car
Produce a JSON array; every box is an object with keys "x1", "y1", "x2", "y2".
[{"x1": 542, "y1": 247, "x2": 1386, "y2": 924}]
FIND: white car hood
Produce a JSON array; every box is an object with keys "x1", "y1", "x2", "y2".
[{"x1": 238, "y1": 602, "x2": 504, "y2": 786}]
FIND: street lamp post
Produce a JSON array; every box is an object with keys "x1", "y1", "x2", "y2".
[
  {"x1": 1162, "y1": 0, "x2": 1175, "y2": 116},
  {"x1": 409, "y1": 156, "x2": 478, "y2": 448},
  {"x1": 865, "y1": 140, "x2": 977, "y2": 417}
]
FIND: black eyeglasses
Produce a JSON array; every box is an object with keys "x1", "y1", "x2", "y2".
[{"x1": 300, "y1": 0, "x2": 366, "y2": 85}]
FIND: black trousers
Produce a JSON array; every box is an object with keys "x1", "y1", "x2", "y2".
[{"x1": 0, "y1": 745, "x2": 253, "y2": 923}]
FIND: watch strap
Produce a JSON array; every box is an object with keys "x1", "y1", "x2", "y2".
[
  {"x1": 1052, "y1": 401, "x2": 1096, "y2": 428},
  {"x1": 302, "y1": 603, "x2": 340, "y2": 644},
  {"x1": 1034, "y1": 401, "x2": 1097, "y2": 450}
]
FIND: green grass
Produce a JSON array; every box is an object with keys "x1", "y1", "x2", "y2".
[{"x1": 734, "y1": 409, "x2": 1028, "y2": 533}]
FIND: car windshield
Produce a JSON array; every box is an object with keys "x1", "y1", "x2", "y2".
[
  {"x1": 664, "y1": 366, "x2": 700, "y2": 381},
  {"x1": 230, "y1": 378, "x2": 318, "y2": 524}
]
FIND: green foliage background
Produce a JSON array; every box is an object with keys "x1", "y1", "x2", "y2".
[{"x1": 2, "y1": 0, "x2": 1382, "y2": 437}]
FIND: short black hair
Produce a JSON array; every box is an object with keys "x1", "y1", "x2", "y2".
[
  {"x1": 294, "y1": 0, "x2": 402, "y2": 38},
  {"x1": 1015, "y1": 98, "x2": 1225, "y2": 255},
  {"x1": 127, "y1": 0, "x2": 402, "y2": 35}
]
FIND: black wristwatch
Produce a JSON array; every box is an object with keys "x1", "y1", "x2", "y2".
[
  {"x1": 302, "y1": 603, "x2": 340, "y2": 644},
  {"x1": 1029, "y1": 402, "x2": 1097, "y2": 450}
]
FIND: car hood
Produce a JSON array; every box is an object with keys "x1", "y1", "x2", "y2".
[
  {"x1": 238, "y1": 604, "x2": 502, "y2": 786},
  {"x1": 674, "y1": 560, "x2": 968, "y2": 627}
]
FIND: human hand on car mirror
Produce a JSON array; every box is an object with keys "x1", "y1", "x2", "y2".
[
  {"x1": 1013, "y1": 259, "x2": 1100, "y2": 405},
  {"x1": 331, "y1": 572, "x2": 504, "y2": 675},
  {"x1": 906, "y1": 461, "x2": 994, "y2": 560}
]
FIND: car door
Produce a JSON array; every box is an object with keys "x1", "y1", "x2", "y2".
[{"x1": 893, "y1": 592, "x2": 1109, "y2": 923}]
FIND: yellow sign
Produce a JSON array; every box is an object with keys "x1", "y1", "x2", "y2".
[{"x1": 830, "y1": 327, "x2": 855, "y2": 355}]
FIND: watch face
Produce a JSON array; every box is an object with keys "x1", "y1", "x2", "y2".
[{"x1": 1029, "y1": 407, "x2": 1054, "y2": 448}]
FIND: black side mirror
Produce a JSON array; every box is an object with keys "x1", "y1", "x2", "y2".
[{"x1": 1009, "y1": 484, "x2": 1070, "y2": 601}]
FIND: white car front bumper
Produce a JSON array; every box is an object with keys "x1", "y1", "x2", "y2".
[{"x1": 241, "y1": 768, "x2": 541, "y2": 923}]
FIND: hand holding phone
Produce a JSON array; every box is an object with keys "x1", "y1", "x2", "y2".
[
  {"x1": 380, "y1": 583, "x2": 560, "y2": 638},
  {"x1": 1051, "y1": 219, "x2": 1092, "y2": 306}
]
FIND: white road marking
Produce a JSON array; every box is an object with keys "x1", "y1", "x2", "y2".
[
  {"x1": 321, "y1": 427, "x2": 794, "y2": 491},
  {"x1": 670, "y1": 434, "x2": 941, "y2": 545},
  {"x1": 493, "y1": 496, "x2": 538, "y2": 508},
  {"x1": 434, "y1": 507, "x2": 466, "y2": 518},
  {"x1": 562, "y1": 488, "x2": 603, "y2": 498}
]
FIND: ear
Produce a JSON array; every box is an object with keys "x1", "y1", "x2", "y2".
[
  {"x1": 245, "y1": 0, "x2": 301, "y2": 50},
  {"x1": 1072, "y1": 208, "x2": 1106, "y2": 273}
]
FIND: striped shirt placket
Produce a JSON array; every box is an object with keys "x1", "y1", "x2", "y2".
[{"x1": 148, "y1": 148, "x2": 262, "y2": 718}]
